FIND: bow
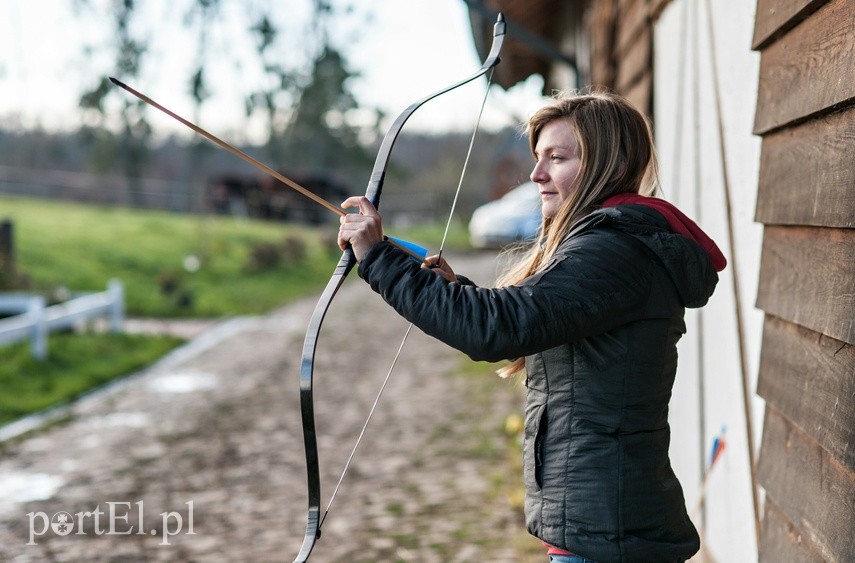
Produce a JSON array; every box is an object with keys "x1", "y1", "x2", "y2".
[{"x1": 293, "y1": 14, "x2": 505, "y2": 562}]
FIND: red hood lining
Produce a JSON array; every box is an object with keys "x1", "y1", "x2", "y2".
[{"x1": 602, "y1": 194, "x2": 727, "y2": 272}]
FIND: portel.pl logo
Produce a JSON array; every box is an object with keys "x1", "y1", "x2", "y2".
[{"x1": 27, "y1": 501, "x2": 194, "y2": 546}]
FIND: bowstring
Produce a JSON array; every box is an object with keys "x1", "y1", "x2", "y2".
[
  {"x1": 438, "y1": 67, "x2": 496, "y2": 258},
  {"x1": 318, "y1": 69, "x2": 496, "y2": 530}
]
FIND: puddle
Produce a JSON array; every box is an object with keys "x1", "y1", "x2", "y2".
[
  {"x1": 86, "y1": 412, "x2": 150, "y2": 428},
  {"x1": 147, "y1": 371, "x2": 218, "y2": 394},
  {"x1": 0, "y1": 471, "x2": 64, "y2": 504}
]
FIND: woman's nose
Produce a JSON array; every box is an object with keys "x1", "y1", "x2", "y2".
[{"x1": 530, "y1": 161, "x2": 548, "y2": 183}]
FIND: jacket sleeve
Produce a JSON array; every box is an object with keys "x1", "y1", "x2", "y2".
[{"x1": 357, "y1": 230, "x2": 656, "y2": 362}]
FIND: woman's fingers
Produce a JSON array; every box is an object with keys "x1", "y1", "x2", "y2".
[
  {"x1": 338, "y1": 197, "x2": 383, "y2": 260},
  {"x1": 422, "y1": 254, "x2": 458, "y2": 283}
]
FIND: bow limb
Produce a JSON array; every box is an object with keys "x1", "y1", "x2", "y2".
[{"x1": 293, "y1": 14, "x2": 505, "y2": 563}]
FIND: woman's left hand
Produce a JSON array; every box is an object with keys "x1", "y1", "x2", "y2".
[{"x1": 338, "y1": 196, "x2": 384, "y2": 262}]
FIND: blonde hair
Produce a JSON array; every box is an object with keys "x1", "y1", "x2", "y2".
[{"x1": 496, "y1": 90, "x2": 660, "y2": 378}]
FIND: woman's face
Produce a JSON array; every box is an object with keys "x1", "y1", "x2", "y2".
[{"x1": 530, "y1": 118, "x2": 582, "y2": 218}]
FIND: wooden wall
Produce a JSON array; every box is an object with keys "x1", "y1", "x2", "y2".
[
  {"x1": 586, "y1": 0, "x2": 656, "y2": 117},
  {"x1": 752, "y1": 0, "x2": 855, "y2": 560}
]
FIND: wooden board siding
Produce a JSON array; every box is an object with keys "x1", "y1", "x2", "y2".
[
  {"x1": 756, "y1": 316, "x2": 855, "y2": 471},
  {"x1": 615, "y1": 25, "x2": 651, "y2": 93},
  {"x1": 623, "y1": 72, "x2": 652, "y2": 118},
  {"x1": 757, "y1": 408, "x2": 855, "y2": 562},
  {"x1": 755, "y1": 225, "x2": 855, "y2": 344},
  {"x1": 587, "y1": 0, "x2": 618, "y2": 89},
  {"x1": 755, "y1": 106, "x2": 855, "y2": 228},
  {"x1": 753, "y1": 0, "x2": 855, "y2": 559},
  {"x1": 753, "y1": 0, "x2": 855, "y2": 134},
  {"x1": 616, "y1": 0, "x2": 650, "y2": 56},
  {"x1": 612, "y1": 0, "x2": 654, "y2": 116},
  {"x1": 760, "y1": 498, "x2": 826, "y2": 563},
  {"x1": 752, "y1": 0, "x2": 828, "y2": 49}
]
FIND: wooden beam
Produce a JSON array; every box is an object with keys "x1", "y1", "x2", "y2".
[
  {"x1": 756, "y1": 315, "x2": 855, "y2": 471},
  {"x1": 756, "y1": 225, "x2": 855, "y2": 344},
  {"x1": 753, "y1": 0, "x2": 855, "y2": 135},
  {"x1": 757, "y1": 407, "x2": 855, "y2": 562},
  {"x1": 755, "y1": 107, "x2": 855, "y2": 228},
  {"x1": 752, "y1": 0, "x2": 828, "y2": 50}
]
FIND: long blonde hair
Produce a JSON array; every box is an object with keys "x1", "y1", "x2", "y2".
[{"x1": 496, "y1": 90, "x2": 660, "y2": 378}]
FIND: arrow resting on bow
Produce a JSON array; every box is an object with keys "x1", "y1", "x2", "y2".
[
  {"x1": 292, "y1": 12, "x2": 505, "y2": 563},
  {"x1": 109, "y1": 77, "x2": 432, "y2": 265}
]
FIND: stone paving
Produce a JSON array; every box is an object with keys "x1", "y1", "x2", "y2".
[{"x1": 0, "y1": 252, "x2": 543, "y2": 562}]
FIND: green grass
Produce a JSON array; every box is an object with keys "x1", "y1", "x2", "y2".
[
  {"x1": 0, "y1": 195, "x2": 347, "y2": 317},
  {"x1": 0, "y1": 332, "x2": 184, "y2": 426},
  {"x1": 0, "y1": 196, "x2": 472, "y2": 318}
]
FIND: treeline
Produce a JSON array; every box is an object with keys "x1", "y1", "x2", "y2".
[{"x1": 0, "y1": 125, "x2": 532, "y2": 223}]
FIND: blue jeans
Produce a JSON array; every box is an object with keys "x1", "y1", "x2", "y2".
[{"x1": 548, "y1": 555, "x2": 597, "y2": 563}]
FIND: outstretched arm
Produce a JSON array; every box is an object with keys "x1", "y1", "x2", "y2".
[{"x1": 338, "y1": 196, "x2": 459, "y2": 283}]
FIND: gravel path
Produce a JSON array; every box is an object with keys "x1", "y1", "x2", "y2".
[{"x1": 0, "y1": 251, "x2": 544, "y2": 562}]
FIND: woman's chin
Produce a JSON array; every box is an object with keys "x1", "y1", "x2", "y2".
[{"x1": 541, "y1": 202, "x2": 559, "y2": 219}]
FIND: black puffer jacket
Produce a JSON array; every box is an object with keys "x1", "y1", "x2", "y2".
[{"x1": 357, "y1": 203, "x2": 721, "y2": 562}]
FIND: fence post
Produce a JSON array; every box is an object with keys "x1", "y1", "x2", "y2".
[
  {"x1": 0, "y1": 220, "x2": 14, "y2": 283},
  {"x1": 108, "y1": 279, "x2": 124, "y2": 332},
  {"x1": 29, "y1": 296, "x2": 47, "y2": 359}
]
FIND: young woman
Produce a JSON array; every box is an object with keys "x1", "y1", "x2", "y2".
[{"x1": 338, "y1": 91, "x2": 726, "y2": 562}]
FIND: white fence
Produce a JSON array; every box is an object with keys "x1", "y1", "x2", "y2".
[{"x1": 0, "y1": 280, "x2": 124, "y2": 359}]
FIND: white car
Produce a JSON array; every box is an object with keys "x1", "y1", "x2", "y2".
[{"x1": 468, "y1": 182, "x2": 542, "y2": 249}]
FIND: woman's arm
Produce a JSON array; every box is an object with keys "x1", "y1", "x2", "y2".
[{"x1": 357, "y1": 229, "x2": 655, "y2": 362}]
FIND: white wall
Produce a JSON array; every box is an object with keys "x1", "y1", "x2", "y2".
[{"x1": 654, "y1": 1, "x2": 766, "y2": 561}]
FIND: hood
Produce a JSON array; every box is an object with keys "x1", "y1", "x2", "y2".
[
  {"x1": 578, "y1": 195, "x2": 725, "y2": 308},
  {"x1": 603, "y1": 194, "x2": 727, "y2": 271}
]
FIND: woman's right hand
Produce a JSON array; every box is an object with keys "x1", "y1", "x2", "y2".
[{"x1": 423, "y1": 254, "x2": 458, "y2": 283}]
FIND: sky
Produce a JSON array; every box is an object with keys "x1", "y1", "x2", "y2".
[{"x1": 0, "y1": 0, "x2": 550, "y2": 142}]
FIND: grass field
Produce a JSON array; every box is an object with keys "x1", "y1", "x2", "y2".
[
  {"x1": 1, "y1": 196, "x2": 340, "y2": 317},
  {"x1": 0, "y1": 195, "x2": 471, "y2": 318}
]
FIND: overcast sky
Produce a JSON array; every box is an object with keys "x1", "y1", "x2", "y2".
[{"x1": 0, "y1": 0, "x2": 549, "y2": 142}]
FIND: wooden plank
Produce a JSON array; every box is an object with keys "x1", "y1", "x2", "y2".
[
  {"x1": 757, "y1": 315, "x2": 855, "y2": 471},
  {"x1": 752, "y1": 0, "x2": 828, "y2": 50},
  {"x1": 755, "y1": 107, "x2": 855, "y2": 228},
  {"x1": 753, "y1": 0, "x2": 855, "y2": 134},
  {"x1": 761, "y1": 498, "x2": 826, "y2": 563},
  {"x1": 756, "y1": 226, "x2": 855, "y2": 344},
  {"x1": 615, "y1": 26, "x2": 651, "y2": 92},
  {"x1": 757, "y1": 407, "x2": 855, "y2": 562},
  {"x1": 616, "y1": 0, "x2": 650, "y2": 57},
  {"x1": 587, "y1": 0, "x2": 617, "y2": 88},
  {"x1": 622, "y1": 71, "x2": 652, "y2": 117}
]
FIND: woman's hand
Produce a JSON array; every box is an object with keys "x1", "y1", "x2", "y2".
[
  {"x1": 423, "y1": 254, "x2": 458, "y2": 283},
  {"x1": 338, "y1": 196, "x2": 384, "y2": 262},
  {"x1": 338, "y1": 197, "x2": 458, "y2": 283}
]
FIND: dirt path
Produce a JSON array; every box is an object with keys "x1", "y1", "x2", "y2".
[{"x1": 0, "y1": 251, "x2": 544, "y2": 562}]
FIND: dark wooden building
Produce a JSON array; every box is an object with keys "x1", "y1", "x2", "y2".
[{"x1": 751, "y1": 0, "x2": 854, "y2": 560}]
